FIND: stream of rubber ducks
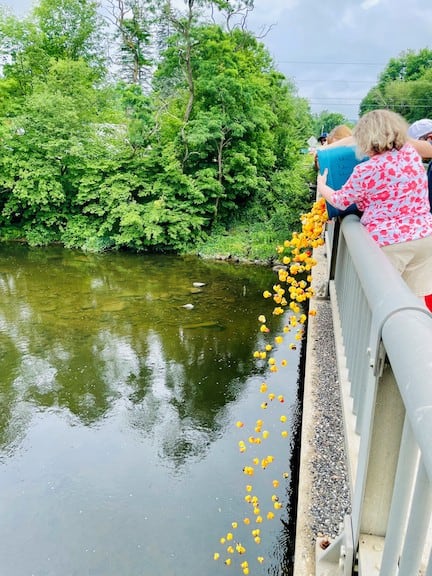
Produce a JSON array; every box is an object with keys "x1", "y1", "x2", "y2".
[{"x1": 212, "y1": 198, "x2": 328, "y2": 575}]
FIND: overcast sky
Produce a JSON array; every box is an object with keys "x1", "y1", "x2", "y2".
[{"x1": 1, "y1": 0, "x2": 431, "y2": 120}]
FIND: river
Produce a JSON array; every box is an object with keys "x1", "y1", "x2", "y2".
[{"x1": 0, "y1": 244, "x2": 303, "y2": 576}]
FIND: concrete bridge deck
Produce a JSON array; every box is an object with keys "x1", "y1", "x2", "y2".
[{"x1": 293, "y1": 242, "x2": 350, "y2": 576}]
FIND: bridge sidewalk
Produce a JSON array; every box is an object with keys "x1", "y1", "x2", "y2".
[{"x1": 293, "y1": 243, "x2": 351, "y2": 576}]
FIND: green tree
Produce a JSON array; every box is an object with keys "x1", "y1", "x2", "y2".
[
  {"x1": 0, "y1": 58, "x2": 109, "y2": 245},
  {"x1": 0, "y1": 0, "x2": 107, "y2": 103},
  {"x1": 359, "y1": 48, "x2": 432, "y2": 121},
  {"x1": 153, "y1": 26, "x2": 297, "y2": 223},
  {"x1": 104, "y1": 0, "x2": 156, "y2": 86},
  {"x1": 313, "y1": 111, "x2": 349, "y2": 138},
  {"x1": 377, "y1": 48, "x2": 432, "y2": 87},
  {"x1": 34, "y1": 0, "x2": 106, "y2": 73},
  {"x1": 63, "y1": 133, "x2": 207, "y2": 252},
  {"x1": 0, "y1": 14, "x2": 43, "y2": 98},
  {"x1": 357, "y1": 86, "x2": 388, "y2": 116}
]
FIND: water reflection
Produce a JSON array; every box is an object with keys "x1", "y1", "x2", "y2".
[
  {"x1": 0, "y1": 244, "x2": 301, "y2": 576},
  {"x1": 0, "y1": 247, "x2": 273, "y2": 449}
]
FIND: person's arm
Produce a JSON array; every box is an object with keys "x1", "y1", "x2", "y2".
[
  {"x1": 409, "y1": 137, "x2": 432, "y2": 159},
  {"x1": 326, "y1": 134, "x2": 432, "y2": 157},
  {"x1": 317, "y1": 168, "x2": 337, "y2": 205}
]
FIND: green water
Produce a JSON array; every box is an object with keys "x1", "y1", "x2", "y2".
[{"x1": 0, "y1": 244, "x2": 302, "y2": 576}]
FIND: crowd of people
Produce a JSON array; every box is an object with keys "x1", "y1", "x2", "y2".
[{"x1": 314, "y1": 110, "x2": 432, "y2": 312}]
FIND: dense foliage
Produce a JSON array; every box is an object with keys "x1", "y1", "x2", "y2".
[
  {"x1": 359, "y1": 48, "x2": 432, "y2": 122},
  {"x1": 312, "y1": 111, "x2": 351, "y2": 139},
  {"x1": 0, "y1": 0, "x2": 315, "y2": 253}
]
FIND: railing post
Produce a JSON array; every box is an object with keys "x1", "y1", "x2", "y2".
[
  {"x1": 378, "y1": 418, "x2": 419, "y2": 575},
  {"x1": 356, "y1": 363, "x2": 405, "y2": 537}
]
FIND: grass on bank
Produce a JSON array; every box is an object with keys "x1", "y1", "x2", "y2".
[
  {"x1": 194, "y1": 171, "x2": 317, "y2": 263},
  {"x1": 194, "y1": 222, "x2": 284, "y2": 263},
  {"x1": 193, "y1": 200, "x2": 316, "y2": 264}
]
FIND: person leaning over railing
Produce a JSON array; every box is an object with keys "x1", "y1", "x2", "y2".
[
  {"x1": 317, "y1": 109, "x2": 432, "y2": 312},
  {"x1": 325, "y1": 129, "x2": 432, "y2": 165},
  {"x1": 314, "y1": 125, "x2": 353, "y2": 173},
  {"x1": 327, "y1": 124, "x2": 352, "y2": 145}
]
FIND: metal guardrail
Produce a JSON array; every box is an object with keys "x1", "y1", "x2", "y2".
[{"x1": 316, "y1": 215, "x2": 432, "y2": 576}]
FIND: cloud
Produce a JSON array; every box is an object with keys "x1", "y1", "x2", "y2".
[
  {"x1": 252, "y1": 0, "x2": 299, "y2": 15},
  {"x1": 247, "y1": 0, "x2": 432, "y2": 120},
  {"x1": 360, "y1": 0, "x2": 382, "y2": 9},
  {"x1": 0, "y1": 0, "x2": 34, "y2": 16},
  {"x1": 339, "y1": 7, "x2": 357, "y2": 28}
]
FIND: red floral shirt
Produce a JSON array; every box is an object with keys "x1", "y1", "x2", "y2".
[{"x1": 330, "y1": 143, "x2": 432, "y2": 246}]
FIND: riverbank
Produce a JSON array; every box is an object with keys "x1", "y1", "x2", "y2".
[
  {"x1": 194, "y1": 229, "x2": 285, "y2": 264},
  {"x1": 293, "y1": 242, "x2": 351, "y2": 575}
]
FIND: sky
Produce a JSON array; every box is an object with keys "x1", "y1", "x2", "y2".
[{"x1": 1, "y1": 0, "x2": 431, "y2": 121}]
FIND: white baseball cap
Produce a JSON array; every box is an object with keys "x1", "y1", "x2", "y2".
[{"x1": 408, "y1": 118, "x2": 432, "y2": 139}]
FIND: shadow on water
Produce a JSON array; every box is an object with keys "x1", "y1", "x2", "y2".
[{"x1": 0, "y1": 244, "x2": 304, "y2": 576}]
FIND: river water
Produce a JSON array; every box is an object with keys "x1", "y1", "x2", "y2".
[{"x1": 0, "y1": 244, "x2": 303, "y2": 576}]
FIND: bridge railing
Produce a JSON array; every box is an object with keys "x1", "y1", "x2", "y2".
[{"x1": 316, "y1": 214, "x2": 432, "y2": 576}]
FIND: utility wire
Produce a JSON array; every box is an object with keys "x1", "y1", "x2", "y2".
[{"x1": 275, "y1": 60, "x2": 388, "y2": 66}]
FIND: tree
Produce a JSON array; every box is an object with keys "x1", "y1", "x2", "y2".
[
  {"x1": 104, "y1": 0, "x2": 156, "y2": 87},
  {"x1": 0, "y1": 0, "x2": 107, "y2": 103},
  {"x1": 377, "y1": 48, "x2": 432, "y2": 87},
  {"x1": 34, "y1": 0, "x2": 107, "y2": 73},
  {"x1": 312, "y1": 111, "x2": 350, "y2": 138},
  {"x1": 0, "y1": 13, "x2": 44, "y2": 98},
  {"x1": 359, "y1": 48, "x2": 432, "y2": 121},
  {"x1": 153, "y1": 24, "x2": 310, "y2": 226},
  {"x1": 0, "y1": 57, "x2": 110, "y2": 245}
]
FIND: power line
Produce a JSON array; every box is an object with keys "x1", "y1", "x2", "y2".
[
  {"x1": 275, "y1": 60, "x2": 387, "y2": 66},
  {"x1": 308, "y1": 100, "x2": 432, "y2": 110},
  {"x1": 328, "y1": 80, "x2": 378, "y2": 84},
  {"x1": 290, "y1": 79, "x2": 377, "y2": 84}
]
